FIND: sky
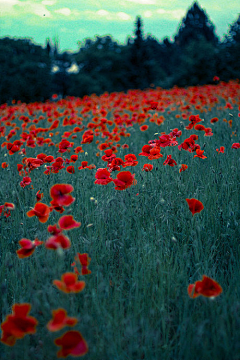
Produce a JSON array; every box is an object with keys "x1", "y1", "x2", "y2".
[{"x1": 0, "y1": 0, "x2": 239, "y2": 52}]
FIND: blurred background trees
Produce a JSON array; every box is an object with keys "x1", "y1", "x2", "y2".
[{"x1": 0, "y1": 2, "x2": 239, "y2": 104}]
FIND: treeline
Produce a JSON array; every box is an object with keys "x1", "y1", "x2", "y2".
[{"x1": 0, "y1": 2, "x2": 240, "y2": 104}]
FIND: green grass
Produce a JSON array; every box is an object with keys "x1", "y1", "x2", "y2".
[{"x1": 0, "y1": 94, "x2": 240, "y2": 360}]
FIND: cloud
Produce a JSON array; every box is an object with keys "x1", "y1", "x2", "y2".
[
  {"x1": 54, "y1": 7, "x2": 71, "y2": 16},
  {"x1": 117, "y1": 12, "x2": 131, "y2": 20},
  {"x1": 0, "y1": 0, "x2": 19, "y2": 14},
  {"x1": 144, "y1": 10, "x2": 152, "y2": 18},
  {"x1": 125, "y1": 0, "x2": 156, "y2": 4},
  {"x1": 41, "y1": 0, "x2": 56, "y2": 5},
  {"x1": 0, "y1": 0, "x2": 52, "y2": 17},
  {"x1": 156, "y1": 8, "x2": 185, "y2": 20},
  {"x1": 97, "y1": 9, "x2": 109, "y2": 16}
]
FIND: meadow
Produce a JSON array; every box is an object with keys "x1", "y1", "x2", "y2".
[{"x1": 0, "y1": 80, "x2": 240, "y2": 360}]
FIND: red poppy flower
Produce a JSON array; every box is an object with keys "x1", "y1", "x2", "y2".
[
  {"x1": 101, "y1": 149, "x2": 116, "y2": 163},
  {"x1": 155, "y1": 134, "x2": 177, "y2": 148},
  {"x1": 95, "y1": 168, "x2": 112, "y2": 185},
  {"x1": 179, "y1": 164, "x2": 188, "y2": 173},
  {"x1": 139, "y1": 144, "x2": 152, "y2": 157},
  {"x1": 123, "y1": 154, "x2": 138, "y2": 167},
  {"x1": 204, "y1": 127, "x2": 213, "y2": 136},
  {"x1": 150, "y1": 101, "x2": 158, "y2": 110},
  {"x1": 49, "y1": 119, "x2": 59, "y2": 130},
  {"x1": 188, "y1": 275, "x2": 222, "y2": 298},
  {"x1": 0, "y1": 202, "x2": 15, "y2": 218},
  {"x1": 1, "y1": 162, "x2": 8, "y2": 169},
  {"x1": 81, "y1": 130, "x2": 94, "y2": 144},
  {"x1": 36, "y1": 190, "x2": 44, "y2": 202},
  {"x1": 58, "y1": 215, "x2": 81, "y2": 230},
  {"x1": 210, "y1": 117, "x2": 219, "y2": 124},
  {"x1": 66, "y1": 166, "x2": 75, "y2": 174},
  {"x1": 7, "y1": 142, "x2": 20, "y2": 155},
  {"x1": 74, "y1": 146, "x2": 84, "y2": 154},
  {"x1": 53, "y1": 272, "x2": 85, "y2": 293},
  {"x1": 140, "y1": 125, "x2": 148, "y2": 131},
  {"x1": 194, "y1": 124, "x2": 206, "y2": 131},
  {"x1": 113, "y1": 171, "x2": 137, "y2": 190},
  {"x1": 78, "y1": 161, "x2": 89, "y2": 170},
  {"x1": 46, "y1": 309, "x2": 78, "y2": 332},
  {"x1": 20, "y1": 176, "x2": 32, "y2": 188},
  {"x1": 48, "y1": 224, "x2": 62, "y2": 235},
  {"x1": 4, "y1": 202, "x2": 15, "y2": 210},
  {"x1": 58, "y1": 139, "x2": 74, "y2": 153},
  {"x1": 108, "y1": 158, "x2": 125, "y2": 172},
  {"x1": 17, "y1": 164, "x2": 23, "y2": 172},
  {"x1": 50, "y1": 184, "x2": 75, "y2": 207},
  {"x1": 54, "y1": 330, "x2": 88, "y2": 358},
  {"x1": 232, "y1": 143, "x2": 240, "y2": 149},
  {"x1": 44, "y1": 155, "x2": 54, "y2": 163},
  {"x1": 163, "y1": 155, "x2": 177, "y2": 166},
  {"x1": 185, "y1": 114, "x2": 202, "y2": 130},
  {"x1": 17, "y1": 238, "x2": 43, "y2": 258},
  {"x1": 148, "y1": 147, "x2": 163, "y2": 160},
  {"x1": 70, "y1": 155, "x2": 78, "y2": 163},
  {"x1": 193, "y1": 149, "x2": 207, "y2": 159},
  {"x1": 74, "y1": 253, "x2": 91, "y2": 275},
  {"x1": 186, "y1": 198, "x2": 204, "y2": 216},
  {"x1": 1, "y1": 303, "x2": 38, "y2": 346},
  {"x1": 216, "y1": 146, "x2": 225, "y2": 154},
  {"x1": 27, "y1": 202, "x2": 50, "y2": 223},
  {"x1": 45, "y1": 233, "x2": 71, "y2": 250},
  {"x1": 142, "y1": 164, "x2": 153, "y2": 172}
]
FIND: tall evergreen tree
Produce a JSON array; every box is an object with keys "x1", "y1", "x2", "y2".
[
  {"x1": 173, "y1": 2, "x2": 219, "y2": 86},
  {"x1": 174, "y1": 2, "x2": 219, "y2": 47},
  {"x1": 218, "y1": 15, "x2": 240, "y2": 80},
  {"x1": 129, "y1": 16, "x2": 158, "y2": 89}
]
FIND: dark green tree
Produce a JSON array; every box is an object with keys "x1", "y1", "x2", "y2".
[
  {"x1": 71, "y1": 35, "x2": 132, "y2": 97},
  {"x1": 217, "y1": 15, "x2": 240, "y2": 80},
  {"x1": 173, "y1": 2, "x2": 219, "y2": 86},
  {"x1": 129, "y1": 16, "x2": 163, "y2": 89},
  {"x1": 174, "y1": 2, "x2": 219, "y2": 47},
  {"x1": 0, "y1": 37, "x2": 52, "y2": 104}
]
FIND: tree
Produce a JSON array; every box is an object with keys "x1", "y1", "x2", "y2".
[
  {"x1": 174, "y1": 2, "x2": 219, "y2": 48},
  {"x1": 128, "y1": 16, "x2": 162, "y2": 89},
  {"x1": 173, "y1": 2, "x2": 219, "y2": 86},
  {"x1": 217, "y1": 15, "x2": 240, "y2": 80},
  {"x1": 0, "y1": 37, "x2": 52, "y2": 104}
]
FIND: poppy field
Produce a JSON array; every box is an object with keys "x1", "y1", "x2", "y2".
[{"x1": 0, "y1": 80, "x2": 240, "y2": 359}]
